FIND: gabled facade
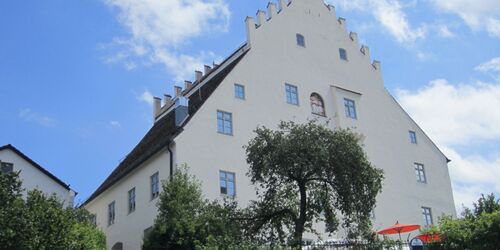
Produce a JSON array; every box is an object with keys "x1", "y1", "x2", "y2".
[
  {"x1": 0, "y1": 144, "x2": 76, "y2": 207},
  {"x1": 83, "y1": 1, "x2": 456, "y2": 249}
]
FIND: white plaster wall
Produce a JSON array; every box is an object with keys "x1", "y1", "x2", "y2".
[
  {"x1": 84, "y1": 0, "x2": 456, "y2": 247},
  {"x1": 84, "y1": 148, "x2": 172, "y2": 250},
  {"x1": 0, "y1": 149, "x2": 74, "y2": 207},
  {"x1": 176, "y1": 0, "x2": 455, "y2": 241}
]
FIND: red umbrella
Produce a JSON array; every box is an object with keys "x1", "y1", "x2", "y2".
[
  {"x1": 377, "y1": 221, "x2": 421, "y2": 241},
  {"x1": 417, "y1": 233, "x2": 441, "y2": 243}
]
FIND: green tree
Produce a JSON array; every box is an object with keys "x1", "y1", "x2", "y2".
[
  {"x1": 142, "y1": 166, "x2": 254, "y2": 250},
  {"x1": 433, "y1": 193, "x2": 500, "y2": 250},
  {"x1": 0, "y1": 172, "x2": 30, "y2": 249},
  {"x1": 0, "y1": 171, "x2": 106, "y2": 250},
  {"x1": 244, "y1": 121, "x2": 384, "y2": 248}
]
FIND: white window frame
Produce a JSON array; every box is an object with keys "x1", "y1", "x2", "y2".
[
  {"x1": 422, "y1": 207, "x2": 433, "y2": 227},
  {"x1": 151, "y1": 172, "x2": 160, "y2": 200},
  {"x1": 415, "y1": 163, "x2": 427, "y2": 183},
  {"x1": 344, "y1": 98, "x2": 357, "y2": 119},
  {"x1": 219, "y1": 170, "x2": 236, "y2": 197},
  {"x1": 409, "y1": 131, "x2": 417, "y2": 144},
  {"x1": 285, "y1": 83, "x2": 299, "y2": 105},
  {"x1": 234, "y1": 83, "x2": 245, "y2": 100},
  {"x1": 128, "y1": 187, "x2": 136, "y2": 214},
  {"x1": 108, "y1": 201, "x2": 115, "y2": 226},
  {"x1": 217, "y1": 110, "x2": 233, "y2": 135}
]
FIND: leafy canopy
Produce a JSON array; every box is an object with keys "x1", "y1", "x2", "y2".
[
  {"x1": 244, "y1": 121, "x2": 384, "y2": 248},
  {"x1": 0, "y1": 171, "x2": 106, "y2": 250}
]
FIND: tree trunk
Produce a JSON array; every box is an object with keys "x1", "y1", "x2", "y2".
[{"x1": 292, "y1": 183, "x2": 307, "y2": 249}]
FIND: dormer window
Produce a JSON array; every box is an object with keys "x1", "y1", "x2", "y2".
[
  {"x1": 339, "y1": 48, "x2": 348, "y2": 61},
  {"x1": 296, "y1": 33, "x2": 305, "y2": 47},
  {"x1": 310, "y1": 93, "x2": 325, "y2": 116}
]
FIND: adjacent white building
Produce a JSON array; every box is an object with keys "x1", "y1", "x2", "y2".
[
  {"x1": 83, "y1": 0, "x2": 456, "y2": 249},
  {"x1": 0, "y1": 144, "x2": 76, "y2": 207}
]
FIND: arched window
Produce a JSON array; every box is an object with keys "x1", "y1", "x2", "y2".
[{"x1": 310, "y1": 93, "x2": 325, "y2": 116}]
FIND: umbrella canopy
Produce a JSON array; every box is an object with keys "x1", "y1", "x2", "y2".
[
  {"x1": 377, "y1": 222, "x2": 421, "y2": 235},
  {"x1": 417, "y1": 233, "x2": 441, "y2": 243}
]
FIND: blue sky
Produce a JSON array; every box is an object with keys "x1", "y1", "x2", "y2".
[{"x1": 0, "y1": 0, "x2": 499, "y2": 210}]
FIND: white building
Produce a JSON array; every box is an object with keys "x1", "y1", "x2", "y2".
[
  {"x1": 83, "y1": 0, "x2": 456, "y2": 249},
  {"x1": 0, "y1": 144, "x2": 76, "y2": 207}
]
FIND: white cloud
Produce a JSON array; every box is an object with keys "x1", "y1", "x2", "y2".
[
  {"x1": 475, "y1": 57, "x2": 500, "y2": 73},
  {"x1": 437, "y1": 25, "x2": 455, "y2": 38},
  {"x1": 19, "y1": 109, "x2": 56, "y2": 127},
  {"x1": 136, "y1": 89, "x2": 154, "y2": 106},
  {"x1": 103, "y1": 0, "x2": 230, "y2": 80},
  {"x1": 430, "y1": 0, "x2": 500, "y2": 38},
  {"x1": 326, "y1": 0, "x2": 425, "y2": 44},
  {"x1": 396, "y1": 76, "x2": 500, "y2": 211},
  {"x1": 109, "y1": 121, "x2": 122, "y2": 128}
]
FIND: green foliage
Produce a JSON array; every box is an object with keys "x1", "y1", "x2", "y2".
[
  {"x1": 142, "y1": 166, "x2": 257, "y2": 250},
  {"x1": 243, "y1": 121, "x2": 384, "y2": 248},
  {"x1": 0, "y1": 171, "x2": 106, "y2": 250},
  {"x1": 428, "y1": 193, "x2": 500, "y2": 250}
]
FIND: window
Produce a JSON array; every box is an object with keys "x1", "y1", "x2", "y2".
[
  {"x1": 344, "y1": 98, "x2": 357, "y2": 119},
  {"x1": 415, "y1": 163, "x2": 427, "y2": 183},
  {"x1": 217, "y1": 111, "x2": 233, "y2": 135},
  {"x1": 1, "y1": 162, "x2": 14, "y2": 173},
  {"x1": 285, "y1": 83, "x2": 299, "y2": 105},
  {"x1": 310, "y1": 93, "x2": 325, "y2": 116},
  {"x1": 108, "y1": 201, "x2": 115, "y2": 226},
  {"x1": 234, "y1": 84, "x2": 245, "y2": 99},
  {"x1": 151, "y1": 172, "x2": 159, "y2": 200},
  {"x1": 128, "y1": 188, "x2": 136, "y2": 213},
  {"x1": 409, "y1": 131, "x2": 417, "y2": 144},
  {"x1": 219, "y1": 171, "x2": 235, "y2": 197},
  {"x1": 422, "y1": 207, "x2": 433, "y2": 227},
  {"x1": 339, "y1": 48, "x2": 348, "y2": 61},
  {"x1": 90, "y1": 214, "x2": 97, "y2": 226},
  {"x1": 296, "y1": 33, "x2": 305, "y2": 47}
]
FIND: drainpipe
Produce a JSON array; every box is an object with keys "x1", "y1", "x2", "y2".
[{"x1": 167, "y1": 144, "x2": 174, "y2": 181}]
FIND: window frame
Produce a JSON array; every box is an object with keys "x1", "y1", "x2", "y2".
[
  {"x1": 422, "y1": 207, "x2": 433, "y2": 227},
  {"x1": 339, "y1": 48, "x2": 348, "y2": 61},
  {"x1": 344, "y1": 98, "x2": 357, "y2": 119},
  {"x1": 296, "y1": 33, "x2": 305, "y2": 47},
  {"x1": 310, "y1": 93, "x2": 326, "y2": 116},
  {"x1": 128, "y1": 187, "x2": 136, "y2": 214},
  {"x1": 219, "y1": 170, "x2": 236, "y2": 198},
  {"x1": 108, "y1": 201, "x2": 115, "y2": 226},
  {"x1": 409, "y1": 131, "x2": 417, "y2": 144},
  {"x1": 234, "y1": 83, "x2": 245, "y2": 100},
  {"x1": 217, "y1": 110, "x2": 233, "y2": 135},
  {"x1": 0, "y1": 162, "x2": 14, "y2": 173},
  {"x1": 285, "y1": 83, "x2": 299, "y2": 105},
  {"x1": 150, "y1": 172, "x2": 160, "y2": 200},
  {"x1": 415, "y1": 163, "x2": 427, "y2": 183}
]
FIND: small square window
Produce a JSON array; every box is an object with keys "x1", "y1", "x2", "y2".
[
  {"x1": 128, "y1": 188, "x2": 136, "y2": 213},
  {"x1": 344, "y1": 98, "x2": 357, "y2": 119},
  {"x1": 151, "y1": 173, "x2": 160, "y2": 200},
  {"x1": 422, "y1": 207, "x2": 433, "y2": 227},
  {"x1": 296, "y1": 33, "x2": 305, "y2": 47},
  {"x1": 409, "y1": 131, "x2": 417, "y2": 144},
  {"x1": 415, "y1": 163, "x2": 427, "y2": 183},
  {"x1": 219, "y1": 170, "x2": 236, "y2": 197},
  {"x1": 217, "y1": 111, "x2": 233, "y2": 135},
  {"x1": 90, "y1": 214, "x2": 97, "y2": 226},
  {"x1": 234, "y1": 84, "x2": 245, "y2": 99},
  {"x1": 285, "y1": 83, "x2": 299, "y2": 105},
  {"x1": 339, "y1": 48, "x2": 348, "y2": 61},
  {"x1": 108, "y1": 201, "x2": 115, "y2": 226},
  {"x1": 1, "y1": 162, "x2": 14, "y2": 173}
]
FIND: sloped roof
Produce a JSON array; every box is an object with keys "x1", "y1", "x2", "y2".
[
  {"x1": 0, "y1": 144, "x2": 71, "y2": 191},
  {"x1": 82, "y1": 46, "x2": 248, "y2": 206}
]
